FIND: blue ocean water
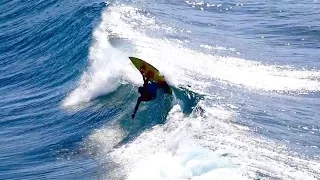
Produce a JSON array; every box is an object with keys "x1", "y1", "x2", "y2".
[{"x1": 1, "y1": 0, "x2": 319, "y2": 179}]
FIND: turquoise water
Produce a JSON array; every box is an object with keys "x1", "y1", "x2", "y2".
[{"x1": 1, "y1": 0, "x2": 319, "y2": 179}]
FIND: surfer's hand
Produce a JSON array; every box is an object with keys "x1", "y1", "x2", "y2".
[
  {"x1": 131, "y1": 114, "x2": 135, "y2": 119},
  {"x1": 140, "y1": 70, "x2": 145, "y2": 77}
]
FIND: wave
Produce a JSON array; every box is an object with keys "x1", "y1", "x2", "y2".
[
  {"x1": 65, "y1": 3, "x2": 320, "y2": 179},
  {"x1": 97, "y1": 4, "x2": 320, "y2": 93},
  {"x1": 62, "y1": 24, "x2": 140, "y2": 107}
]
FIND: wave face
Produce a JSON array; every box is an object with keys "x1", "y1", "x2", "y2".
[{"x1": 1, "y1": 0, "x2": 319, "y2": 179}]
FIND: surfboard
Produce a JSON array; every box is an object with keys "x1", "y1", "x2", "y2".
[{"x1": 129, "y1": 57, "x2": 172, "y2": 94}]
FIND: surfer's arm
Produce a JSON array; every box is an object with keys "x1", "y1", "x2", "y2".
[
  {"x1": 132, "y1": 97, "x2": 142, "y2": 119},
  {"x1": 140, "y1": 70, "x2": 148, "y2": 80},
  {"x1": 142, "y1": 75, "x2": 149, "y2": 87}
]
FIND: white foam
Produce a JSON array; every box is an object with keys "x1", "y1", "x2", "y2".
[
  {"x1": 100, "y1": 4, "x2": 320, "y2": 93},
  {"x1": 102, "y1": 104, "x2": 249, "y2": 180},
  {"x1": 127, "y1": 143, "x2": 242, "y2": 180},
  {"x1": 86, "y1": 122, "x2": 125, "y2": 155},
  {"x1": 106, "y1": 101, "x2": 319, "y2": 180}
]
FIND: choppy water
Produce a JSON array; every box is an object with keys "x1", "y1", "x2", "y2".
[{"x1": 1, "y1": 0, "x2": 319, "y2": 179}]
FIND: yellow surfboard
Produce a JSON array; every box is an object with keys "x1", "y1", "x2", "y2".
[{"x1": 129, "y1": 57, "x2": 172, "y2": 94}]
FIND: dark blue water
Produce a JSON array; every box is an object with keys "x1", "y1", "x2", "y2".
[{"x1": 1, "y1": 0, "x2": 319, "y2": 179}]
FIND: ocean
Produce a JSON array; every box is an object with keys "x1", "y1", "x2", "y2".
[{"x1": 1, "y1": 0, "x2": 319, "y2": 179}]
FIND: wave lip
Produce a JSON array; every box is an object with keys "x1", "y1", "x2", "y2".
[{"x1": 62, "y1": 21, "x2": 129, "y2": 107}]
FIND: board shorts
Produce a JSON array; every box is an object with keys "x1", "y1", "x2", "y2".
[
  {"x1": 147, "y1": 81, "x2": 158, "y2": 97},
  {"x1": 139, "y1": 82, "x2": 158, "y2": 101}
]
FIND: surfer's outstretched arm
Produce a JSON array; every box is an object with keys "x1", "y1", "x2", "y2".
[{"x1": 132, "y1": 97, "x2": 142, "y2": 119}]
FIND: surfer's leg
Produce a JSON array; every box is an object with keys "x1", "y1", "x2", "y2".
[{"x1": 132, "y1": 97, "x2": 142, "y2": 119}]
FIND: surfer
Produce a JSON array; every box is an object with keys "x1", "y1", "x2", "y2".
[{"x1": 131, "y1": 72, "x2": 158, "y2": 119}]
